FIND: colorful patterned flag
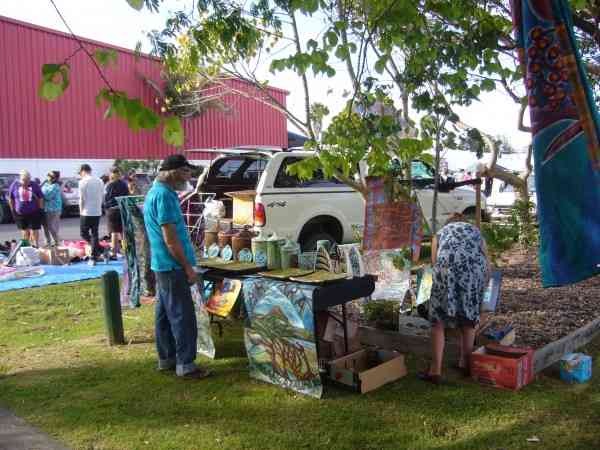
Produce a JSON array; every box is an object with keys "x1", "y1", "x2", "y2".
[{"x1": 512, "y1": 0, "x2": 600, "y2": 286}]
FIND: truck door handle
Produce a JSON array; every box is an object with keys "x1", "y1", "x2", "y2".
[{"x1": 267, "y1": 201, "x2": 287, "y2": 208}]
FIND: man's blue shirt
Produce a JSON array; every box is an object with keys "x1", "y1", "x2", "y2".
[{"x1": 144, "y1": 181, "x2": 196, "y2": 272}]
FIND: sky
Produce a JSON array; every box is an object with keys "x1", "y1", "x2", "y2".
[{"x1": 0, "y1": 0, "x2": 533, "y2": 150}]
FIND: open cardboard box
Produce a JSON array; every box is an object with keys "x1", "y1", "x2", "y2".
[
  {"x1": 328, "y1": 349, "x2": 407, "y2": 394},
  {"x1": 470, "y1": 344, "x2": 534, "y2": 391}
]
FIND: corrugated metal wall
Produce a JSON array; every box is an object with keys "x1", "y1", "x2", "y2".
[{"x1": 0, "y1": 16, "x2": 288, "y2": 161}]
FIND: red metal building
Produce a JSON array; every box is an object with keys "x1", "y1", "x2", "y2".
[{"x1": 0, "y1": 15, "x2": 288, "y2": 166}]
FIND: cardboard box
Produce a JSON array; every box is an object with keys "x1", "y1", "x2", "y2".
[
  {"x1": 470, "y1": 344, "x2": 534, "y2": 391},
  {"x1": 328, "y1": 349, "x2": 407, "y2": 394}
]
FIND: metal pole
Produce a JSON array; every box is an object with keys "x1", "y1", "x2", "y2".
[
  {"x1": 101, "y1": 270, "x2": 125, "y2": 345},
  {"x1": 475, "y1": 179, "x2": 482, "y2": 229}
]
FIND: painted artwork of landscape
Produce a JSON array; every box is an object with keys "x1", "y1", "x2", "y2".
[{"x1": 242, "y1": 278, "x2": 322, "y2": 398}]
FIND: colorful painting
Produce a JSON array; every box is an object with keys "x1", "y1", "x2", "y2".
[
  {"x1": 416, "y1": 266, "x2": 434, "y2": 306},
  {"x1": 482, "y1": 271, "x2": 503, "y2": 313},
  {"x1": 206, "y1": 278, "x2": 241, "y2": 317},
  {"x1": 512, "y1": 0, "x2": 600, "y2": 286},
  {"x1": 363, "y1": 177, "x2": 423, "y2": 253},
  {"x1": 117, "y1": 196, "x2": 155, "y2": 307},
  {"x1": 363, "y1": 249, "x2": 411, "y2": 301},
  {"x1": 191, "y1": 283, "x2": 216, "y2": 359},
  {"x1": 242, "y1": 278, "x2": 322, "y2": 398}
]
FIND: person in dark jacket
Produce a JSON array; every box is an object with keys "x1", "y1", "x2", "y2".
[{"x1": 104, "y1": 167, "x2": 129, "y2": 259}]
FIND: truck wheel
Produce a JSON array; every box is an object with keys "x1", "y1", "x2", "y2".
[{"x1": 300, "y1": 231, "x2": 336, "y2": 253}]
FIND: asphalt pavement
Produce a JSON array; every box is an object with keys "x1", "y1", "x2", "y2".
[{"x1": 0, "y1": 216, "x2": 108, "y2": 244}]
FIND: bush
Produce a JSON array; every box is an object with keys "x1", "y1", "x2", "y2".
[{"x1": 363, "y1": 301, "x2": 401, "y2": 330}]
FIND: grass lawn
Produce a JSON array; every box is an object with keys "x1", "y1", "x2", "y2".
[{"x1": 1, "y1": 280, "x2": 600, "y2": 450}]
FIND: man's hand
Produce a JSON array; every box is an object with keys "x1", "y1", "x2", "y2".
[{"x1": 184, "y1": 265, "x2": 199, "y2": 285}]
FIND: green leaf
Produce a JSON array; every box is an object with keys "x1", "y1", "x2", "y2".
[
  {"x1": 125, "y1": 0, "x2": 144, "y2": 11},
  {"x1": 95, "y1": 49, "x2": 118, "y2": 67},
  {"x1": 163, "y1": 116, "x2": 184, "y2": 147},
  {"x1": 39, "y1": 63, "x2": 70, "y2": 101},
  {"x1": 39, "y1": 80, "x2": 64, "y2": 101},
  {"x1": 480, "y1": 78, "x2": 495, "y2": 91}
]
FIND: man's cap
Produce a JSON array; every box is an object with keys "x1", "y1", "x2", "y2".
[
  {"x1": 79, "y1": 164, "x2": 92, "y2": 173},
  {"x1": 159, "y1": 154, "x2": 197, "y2": 171}
]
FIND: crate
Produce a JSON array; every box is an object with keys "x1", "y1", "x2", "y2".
[
  {"x1": 328, "y1": 349, "x2": 407, "y2": 394},
  {"x1": 470, "y1": 344, "x2": 534, "y2": 391}
]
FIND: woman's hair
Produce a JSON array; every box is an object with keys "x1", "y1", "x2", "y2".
[
  {"x1": 109, "y1": 167, "x2": 122, "y2": 182},
  {"x1": 445, "y1": 213, "x2": 467, "y2": 225},
  {"x1": 20, "y1": 169, "x2": 31, "y2": 180}
]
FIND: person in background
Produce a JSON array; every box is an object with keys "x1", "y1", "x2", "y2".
[
  {"x1": 8, "y1": 170, "x2": 44, "y2": 247},
  {"x1": 41, "y1": 171, "x2": 63, "y2": 247},
  {"x1": 78, "y1": 164, "x2": 104, "y2": 266},
  {"x1": 104, "y1": 167, "x2": 129, "y2": 259},
  {"x1": 144, "y1": 154, "x2": 212, "y2": 380},
  {"x1": 418, "y1": 214, "x2": 490, "y2": 384},
  {"x1": 127, "y1": 170, "x2": 141, "y2": 195}
]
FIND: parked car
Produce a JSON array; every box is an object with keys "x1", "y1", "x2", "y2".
[
  {"x1": 60, "y1": 177, "x2": 80, "y2": 216},
  {"x1": 0, "y1": 173, "x2": 18, "y2": 223},
  {"x1": 197, "y1": 149, "x2": 486, "y2": 251},
  {"x1": 486, "y1": 174, "x2": 537, "y2": 221}
]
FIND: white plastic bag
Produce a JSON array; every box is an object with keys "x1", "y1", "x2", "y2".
[
  {"x1": 203, "y1": 199, "x2": 226, "y2": 219},
  {"x1": 15, "y1": 247, "x2": 41, "y2": 267}
]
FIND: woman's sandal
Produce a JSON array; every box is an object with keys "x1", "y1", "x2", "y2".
[
  {"x1": 449, "y1": 363, "x2": 471, "y2": 377},
  {"x1": 416, "y1": 371, "x2": 444, "y2": 385}
]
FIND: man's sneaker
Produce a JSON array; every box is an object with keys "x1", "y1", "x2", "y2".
[{"x1": 181, "y1": 368, "x2": 213, "y2": 380}]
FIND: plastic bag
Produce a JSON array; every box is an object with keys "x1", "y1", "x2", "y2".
[
  {"x1": 203, "y1": 199, "x2": 226, "y2": 219},
  {"x1": 15, "y1": 247, "x2": 41, "y2": 267}
]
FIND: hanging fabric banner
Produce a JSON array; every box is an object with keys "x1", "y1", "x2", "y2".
[
  {"x1": 511, "y1": 0, "x2": 600, "y2": 286},
  {"x1": 117, "y1": 196, "x2": 155, "y2": 307}
]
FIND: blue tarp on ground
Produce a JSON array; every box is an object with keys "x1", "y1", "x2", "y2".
[{"x1": 0, "y1": 260, "x2": 124, "y2": 293}]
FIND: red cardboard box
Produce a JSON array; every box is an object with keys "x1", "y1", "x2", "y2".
[{"x1": 470, "y1": 344, "x2": 535, "y2": 391}]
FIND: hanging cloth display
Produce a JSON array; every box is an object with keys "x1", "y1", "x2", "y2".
[
  {"x1": 511, "y1": 0, "x2": 600, "y2": 286},
  {"x1": 117, "y1": 196, "x2": 155, "y2": 307}
]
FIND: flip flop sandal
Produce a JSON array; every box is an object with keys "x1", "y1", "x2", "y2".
[
  {"x1": 417, "y1": 371, "x2": 444, "y2": 385},
  {"x1": 450, "y1": 363, "x2": 471, "y2": 377}
]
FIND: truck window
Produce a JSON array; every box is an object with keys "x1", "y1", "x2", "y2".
[
  {"x1": 242, "y1": 159, "x2": 268, "y2": 183},
  {"x1": 213, "y1": 159, "x2": 245, "y2": 179},
  {"x1": 274, "y1": 157, "x2": 345, "y2": 188}
]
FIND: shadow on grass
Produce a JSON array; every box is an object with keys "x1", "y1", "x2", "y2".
[{"x1": 2, "y1": 350, "x2": 600, "y2": 450}]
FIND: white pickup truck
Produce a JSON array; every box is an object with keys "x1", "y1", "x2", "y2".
[{"x1": 197, "y1": 149, "x2": 486, "y2": 250}]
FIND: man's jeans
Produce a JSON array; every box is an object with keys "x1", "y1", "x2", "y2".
[
  {"x1": 80, "y1": 215, "x2": 101, "y2": 258},
  {"x1": 154, "y1": 269, "x2": 198, "y2": 376}
]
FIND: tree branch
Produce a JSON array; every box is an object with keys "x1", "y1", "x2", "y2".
[
  {"x1": 518, "y1": 102, "x2": 531, "y2": 133},
  {"x1": 290, "y1": 10, "x2": 316, "y2": 141}
]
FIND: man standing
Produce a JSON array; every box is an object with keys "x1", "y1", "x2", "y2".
[
  {"x1": 144, "y1": 154, "x2": 211, "y2": 380},
  {"x1": 8, "y1": 170, "x2": 44, "y2": 247},
  {"x1": 78, "y1": 164, "x2": 104, "y2": 265}
]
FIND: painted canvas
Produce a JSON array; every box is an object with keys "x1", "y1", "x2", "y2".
[
  {"x1": 206, "y1": 278, "x2": 242, "y2": 317},
  {"x1": 415, "y1": 266, "x2": 434, "y2": 306},
  {"x1": 363, "y1": 177, "x2": 423, "y2": 254},
  {"x1": 191, "y1": 283, "x2": 216, "y2": 359},
  {"x1": 482, "y1": 271, "x2": 503, "y2": 313},
  {"x1": 243, "y1": 278, "x2": 322, "y2": 398},
  {"x1": 363, "y1": 249, "x2": 411, "y2": 301}
]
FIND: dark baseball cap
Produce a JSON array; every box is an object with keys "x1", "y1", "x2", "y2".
[{"x1": 159, "y1": 154, "x2": 197, "y2": 171}]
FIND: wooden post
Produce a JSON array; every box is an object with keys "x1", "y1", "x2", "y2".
[{"x1": 101, "y1": 270, "x2": 125, "y2": 345}]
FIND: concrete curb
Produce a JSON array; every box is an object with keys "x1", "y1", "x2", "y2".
[{"x1": 0, "y1": 408, "x2": 69, "y2": 450}]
